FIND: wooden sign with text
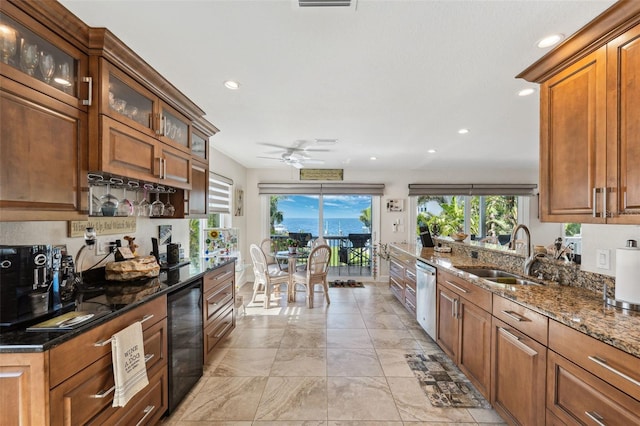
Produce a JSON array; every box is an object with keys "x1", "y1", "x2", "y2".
[
  {"x1": 299, "y1": 169, "x2": 344, "y2": 181},
  {"x1": 68, "y1": 217, "x2": 137, "y2": 237}
]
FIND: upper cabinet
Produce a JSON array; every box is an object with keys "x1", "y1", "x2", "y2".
[
  {"x1": 0, "y1": 1, "x2": 89, "y2": 221},
  {"x1": 518, "y1": 2, "x2": 640, "y2": 224}
]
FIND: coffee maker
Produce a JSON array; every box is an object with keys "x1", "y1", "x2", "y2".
[{"x1": 0, "y1": 245, "x2": 52, "y2": 326}]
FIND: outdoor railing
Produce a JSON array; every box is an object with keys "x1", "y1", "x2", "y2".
[{"x1": 270, "y1": 235, "x2": 371, "y2": 270}]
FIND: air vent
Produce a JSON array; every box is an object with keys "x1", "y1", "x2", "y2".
[{"x1": 299, "y1": 0, "x2": 351, "y2": 7}]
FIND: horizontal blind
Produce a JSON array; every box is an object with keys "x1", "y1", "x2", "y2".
[
  {"x1": 258, "y1": 182, "x2": 384, "y2": 195},
  {"x1": 408, "y1": 183, "x2": 537, "y2": 196},
  {"x1": 209, "y1": 173, "x2": 233, "y2": 213}
]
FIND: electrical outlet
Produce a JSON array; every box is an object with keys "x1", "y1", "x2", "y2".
[
  {"x1": 95, "y1": 239, "x2": 115, "y2": 255},
  {"x1": 596, "y1": 249, "x2": 610, "y2": 270}
]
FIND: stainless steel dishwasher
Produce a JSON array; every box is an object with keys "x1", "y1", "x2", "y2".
[{"x1": 416, "y1": 260, "x2": 437, "y2": 340}]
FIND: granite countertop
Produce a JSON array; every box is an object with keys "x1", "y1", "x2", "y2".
[
  {"x1": 392, "y1": 243, "x2": 640, "y2": 359},
  {"x1": 0, "y1": 257, "x2": 236, "y2": 353}
]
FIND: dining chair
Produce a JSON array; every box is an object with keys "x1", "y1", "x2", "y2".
[
  {"x1": 260, "y1": 238, "x2": 285, "y2": 271},
  {"x1": 292, "y1": 244, "x2": 331, "y2": 308},
  {"x1": 250, "y1": 244, "x2": 290, "y2": 308}
]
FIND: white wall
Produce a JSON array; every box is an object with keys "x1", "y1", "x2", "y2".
[{"x1": 581, "y1": 224, "x2": 640, "y2": 276}]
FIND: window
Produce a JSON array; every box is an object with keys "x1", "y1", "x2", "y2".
[
  {"x1": 189, "y1": 173, "x2": 233, "y2": 259},
  {"x1": 410, "y1": 184, "x2": 536, "y2": 245}
]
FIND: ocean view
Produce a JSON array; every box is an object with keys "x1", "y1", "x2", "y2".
[{"x1": 275, "y1": 218, "x2": 370, "y2": 237}]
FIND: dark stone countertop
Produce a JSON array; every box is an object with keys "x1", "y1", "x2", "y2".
[{"x1": 0, "y1": 257, "x2": 236, "y2": 353}]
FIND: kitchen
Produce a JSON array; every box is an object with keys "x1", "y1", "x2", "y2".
[{"x1": 1, "y1": 0, "x2": 640, "y2": 424}]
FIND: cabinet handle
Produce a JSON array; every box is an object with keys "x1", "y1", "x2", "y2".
[
  {"x1": 90, "y1": 385, "x2": 115, "y2": 399},
  {"x1": 213, "y1": 270, "x2": 234, "y2": 281},
  {"x1": 135, "y1": 405, "x2": 155, "y2": 426},
  {"x1": 214, "y1": 321, "x2": 233, "y2": 338},
  {"x1": 454, "y1": 299, "x2": 459, "y2": 319},
  {"x1": 82, "y1": 76, "x2": 92, "y2": 106},
  {"x1": 499, "y1": 327, "x2": 521, "y2": 341},
  {"x1": 592, "y1": 187, "x2": 598, "y2": 218},
  {"x1": 405, "y1": 285, "x2": 416, "y2": 295},
  {"x1": 588, "y1": 355, "x2": 640, "y2": 387},
  {"x1": 210, "y1": 292, "x2": 231, "y2": 306},
  {"x1": 603, "y1": 187, "x2": 608, "y2": 218},
  {"x1": 585, "y1": 411, "x2": 606, "y2": 426},
  {"x1": 501, "y1": 310, "x2": 526, "y2": 322},
  {"x1": 94, "y1": 314, "x2": 154, "y2": 346},
  {"x1": 445, "y1": 280, "x2": 469, "y2": 294},
  {"x1": 163, "y1": 157, "x2": 167, "y2": 180},
  {"x1": 144, "y1": 353, "x2": 154, "y2": 363}
]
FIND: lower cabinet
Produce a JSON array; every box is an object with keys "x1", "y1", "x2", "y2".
[
  {"x1": 546, "y1": 350, "x2": 640, "y2": 426},
  {"x1": 436, "y1": 279, "x2": 492, "y2": 399},
  {"x1": 491, "y1": 316, "x2": 546, "y2": 426},
  {"x1": 203, "y1": 262, "x2": 236, "y2": 362}
]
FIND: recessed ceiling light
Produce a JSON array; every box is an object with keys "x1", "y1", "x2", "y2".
[
  {"x1": 518, "y1": 88, "x2": 535, "y2": 97},
  {"x1": 370, "y1": 156, "x2": 377, "y2": 160},
  {"x1": 428, "y1": 149, "x2": 436, "y2": 154},
  {"x1": 537, "y1": 33, "x2": 564, "y2": 48},
  {"x1": 224, "y1": 80, "x2": 240, "y2": 90},
  {"x1": 458, "y1": 129, "x2": 469, "y2": 135}
]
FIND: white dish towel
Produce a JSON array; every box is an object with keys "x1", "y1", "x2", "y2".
[{"x1": 111, "y1": 321, "x2": 149, "y2": 407}]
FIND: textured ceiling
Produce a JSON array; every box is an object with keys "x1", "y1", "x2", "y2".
[{"x1": 61, "y1": 0, "x2": 615, "y2": 171}]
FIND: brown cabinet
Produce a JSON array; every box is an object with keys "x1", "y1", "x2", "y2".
[
  {"x1": 0, "y1": 352, "x2": 48, "y2": 426},
  {"x1": 388, "y1": 249, "x2": 418, "y2": 313},
  {"x1": 49, "y1": 296, "x2": 168, "y2": 425},
  {"x1": 203, "y1": 262, "x2": 236, "y2": 362},
  {"x1": 546, "y1": 350, "x2": 640, "y2": 426},
  {"x1": 436, "y1": 270, "x2": 492, "y2": 399},
  {"x1": 539, "y1": 48, "x2": 607, "y2": 223},
  {"x1": 519, "y1": 4, "x2": 640, "y2": 224},
  {"x1": 491, "y1": 316, "x2": 546, "y2": 426},
  {"x1": 0, "y1": 1, "x2": 89, "y2": 221}
]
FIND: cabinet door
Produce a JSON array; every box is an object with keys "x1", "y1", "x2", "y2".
[
  {"x1": 159, "y1": 101, "x2": 190, "y2": 152},
  {"x1": 0, "y1": 352, "x2": 48, "y2": 426},
  {"x1": 458, "y1": 300, "x2": 491, "y2": 399},
  {"x1": 539, "y1": 48, "x2": 607, "y2": 223},
  {"x1": 547, "y1": 350, "x2": 640, "y2": 426},
  {"x1": 436, "y1": 284, "x2": 458, "y2": 360},
  {"x1": 607, "y1": 23, "x2": 640, "y2": 223},
  {"x1": 0, "y1": 82, "x2": 85, "y2": 219},
  {"x1": 188, "y1": 162, "x2": 208, "y2": 216},
  {"x1": 491, "y1": 317, "x2": 546, "y2": 426},
  {"x1": 158, "y1": 142, "x2": 191, "y2": 189},
  {"x1": 97, "y1": 115, "x2": 158, "y2": 182}
]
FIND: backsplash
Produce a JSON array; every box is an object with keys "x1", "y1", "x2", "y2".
[{"x1": 436, "y1": 238, "x2": 615, "y2": 298}]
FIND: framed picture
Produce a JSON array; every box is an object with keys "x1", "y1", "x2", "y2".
[
  {"x1": 159, "y1": 225, "x2": 172, "y2": 245},
  {"x1": 234, "y1": 189, "x2": 244, "y2": 216}
]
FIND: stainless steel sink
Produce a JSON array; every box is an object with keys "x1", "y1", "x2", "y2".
[
  {"x1": 483, "y1": 277, "x2": 540, "y2": 286},
  {"x1": 455, "y1": 266, "x2": 540, "y2": 286},
  {"x1": 455, "y1": 267, "x2": 520, "y2": 279}
]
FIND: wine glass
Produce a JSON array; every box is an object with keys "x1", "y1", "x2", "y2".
[
  {"x1": 137, "y1": 185, "x2": 151, "y2": 216},
  {"x1": 20, "y1": 42, "x2": 38, "y2": 76},
  {"x1": 150, "y1": 192, "x2": 164, "y2": 217},
  {"x1": 117, "y1": 186, "x2": 133, "y2": 216},
  {"x1": 39, "y1": 51, "x2": 55, "y2": 83},
  {"x1": 99, "y1": 183, "x2": 119, "y2": 217},
  {"x1": 0, "y1": 25, "x2": 17, "y2": 64},
  {"x1": 164, "y1": 192, "x2": 175, "y2": 217}
]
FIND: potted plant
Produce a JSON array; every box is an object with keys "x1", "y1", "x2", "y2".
[{"x1": 286, "y1": 238, "x2": 299, "y2": 254}]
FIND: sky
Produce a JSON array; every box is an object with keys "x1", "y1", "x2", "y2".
[{"x1": 277, "y1": 195, "x2": 371, "y2": 219}]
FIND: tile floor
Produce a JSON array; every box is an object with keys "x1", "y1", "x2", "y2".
[{"x1": 162, "y1": 281, "x2": 507, "y2": 425}]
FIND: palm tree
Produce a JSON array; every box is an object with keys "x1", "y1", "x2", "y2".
[
  {"x1": 270, "y1": 196, "x2": 285, "y2": 233},
  {"x1": 359, "y1": 206, "x2": 371, "y2": 230}
]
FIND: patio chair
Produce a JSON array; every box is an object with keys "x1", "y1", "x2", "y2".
[
  {"x1": 292, "y1": 244, "x2": 331, "y2": 308},
  {"x1": 250, "y1": 244, "x2": 290, "y2": 308},
  {"x1": 346, "y1": 233, "x2": 371, "y2": 274},
  {"x1": 260, "y1": 238, "x2": 285, "y2": 271}
]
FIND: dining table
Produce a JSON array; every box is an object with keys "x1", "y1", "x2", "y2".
[{"x1": 274, "y1": 250, "x2": 309, "y2": 302}]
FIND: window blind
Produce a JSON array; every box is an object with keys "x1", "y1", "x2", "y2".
[
  {"x1": 408, "y1": 183, "x2": 537, "y2": 196},
  {"x1": 209, "y1": 173, "x2": 233, "y2": 213},
  {"x1": 258, "y1": 182, "x2": 384, "y2": 195}
]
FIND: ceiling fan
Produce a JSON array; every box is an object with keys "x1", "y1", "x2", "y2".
[{"x1": 256, "y1": 141, "x2": 330, "y2": 168}]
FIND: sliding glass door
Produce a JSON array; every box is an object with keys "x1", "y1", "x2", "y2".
[{"x1": 268, "y1": 194, "x2": 374, "y2": 277}]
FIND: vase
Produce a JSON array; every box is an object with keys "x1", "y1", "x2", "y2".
[{"x1": 288, "y1": 247, "x2": 297, "y2": 254}]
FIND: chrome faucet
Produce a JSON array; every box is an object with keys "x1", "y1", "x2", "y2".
[{"x1": 509, "y1": 224, "x2": 535, "y2": 276}]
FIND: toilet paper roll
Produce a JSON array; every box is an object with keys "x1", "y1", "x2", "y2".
[{"x1": 615, "y1": 247, "x2": 640, "y2": 304}]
